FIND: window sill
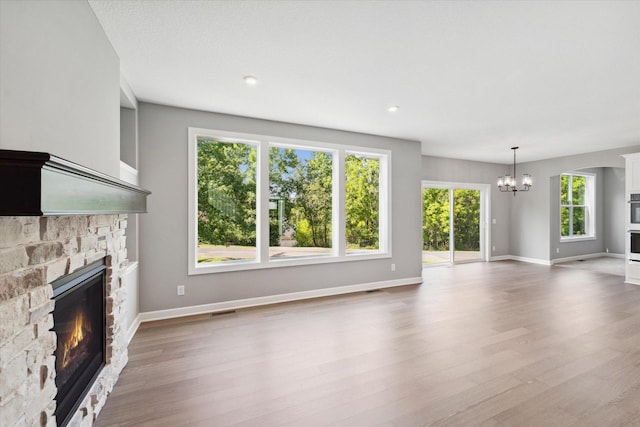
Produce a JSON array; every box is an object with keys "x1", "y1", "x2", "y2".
[
  {"x1": 189, "y1": 252, "x2": 392, "y2": 275},
  {"x1": 560, "y1": 236, "x2": 596, "y2": 243}
]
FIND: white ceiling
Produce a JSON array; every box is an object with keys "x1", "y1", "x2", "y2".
[{"x1": 88, "y1": 0, "x2": 640, "y2": 164}]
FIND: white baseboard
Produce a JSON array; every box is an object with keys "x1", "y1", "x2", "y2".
[
  {"x1": 604, "y1": 252, "x2": 625, "y2": 259},
  {"x1": 552, "y1": 253, "x2": 605, "y2": 264},
  {"x1": 489, "y1": 255, "x2": 512, "y2": 262},
  {"x1": 491, "y1": 252, "x2": 625, "y2": 266},
  {"x1": 126, "y1": 314, "x2": 141, "y2": 345},
  {"x1": 625, "y1": 278, "x2": 640, "y2": 286},
  {"x1": 139, "y1": 276, "x2": 423, "y2": 323},
  {"x1": 501, "y1": 256, "x2": 552, "y2": 266},
  {"x1": 552, "y1": 252, "x2": 625, "y2": 264}
]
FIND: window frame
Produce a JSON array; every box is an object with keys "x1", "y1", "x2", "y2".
[
  {"x1": 188, "y1": 127, "x2": 392, "y2": 275},
  {"x1": 344, "y1": 150, "x2": 389, "y2": 256},
  {"x1": 559, "y1": 172, "x2": 596, "y2": 241},
  {"x1": 267, "y1": 142, "x2": 337, "y2": 261}
]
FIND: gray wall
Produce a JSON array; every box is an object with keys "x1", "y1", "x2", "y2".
[
  {"x1": 137, "y1": 102, "x2": 422, "y2": 312},
  {"x1": 421, "y1": 156, "x2": 511, "y2": 257},
  {"x1": 0, "y1": 0, "x2": 120, "y2": 177},
  {"x1": 120, "y1": 107, "x2": 138, "y2": 169},
  {"x1": 510, "y1": 146, "x2": 640, "y2": 261},
  {"x1": 604, "y1": 167, "x2": 625, "y2": 254}
]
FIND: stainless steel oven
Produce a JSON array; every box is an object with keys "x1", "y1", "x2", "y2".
[
  {"x1": 631, "y1": 194, "x2": 640, "y2": 225},
  {"x1": 631, "y1": 231, "x2": 640, "y2": 261}
]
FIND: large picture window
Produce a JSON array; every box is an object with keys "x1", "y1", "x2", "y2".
[
  {"x1": 188, "y1": 128, "x2": 391, "y2": 274},
  {"x1": 196, "y1": 138, "x2": 257, "y2": 264},
  {"x1": 560, "y1": 173, "x2": 595, "y2": 239},
  {"x1": 269, "y1": 145, "x2": 333, "y2": 260},
  {"x1": 345, "y1": 153, "x2": 382, "y2": 254}
]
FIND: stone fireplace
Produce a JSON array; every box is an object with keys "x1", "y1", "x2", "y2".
[
  {"x1": 1, "y1": 215, "x2": 129, "y2": 426},
  {"x1": 0, "y1": 149, "x2": 150, "y2": 426}
]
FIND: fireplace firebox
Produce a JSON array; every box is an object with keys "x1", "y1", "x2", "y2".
[{"x1": 52, "y1": 259, "x2": 106, "y2": 427}]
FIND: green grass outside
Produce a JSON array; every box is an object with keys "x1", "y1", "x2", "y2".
[{"x1": 197, "y1": 257, "x2": 234, "y2": 263}]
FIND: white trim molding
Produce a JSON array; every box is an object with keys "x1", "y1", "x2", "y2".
[
  {"x1": 489, "y1": 255, "x2": 513, "y2": 262},
  {"x1": 126, "y1": 314, "x2": 141, "y2": 345},
  {"x1": 552, "y1": 252, "x2": 612, "y2": 264},
  {"x1": 139, "y1": 276, "x2": 423, "y2": 323},
  {"x1": 505, "y1": 256, "x2": 553, "y2": 266},
  {"x1": 489, "y1": 255, "x2": 552, "y2": 265},
  {"x1": 119, "y1": 161, "x2": 139, "y2": 185},
  {"x1": 605, "y1": 252, "x2": 625, "y2": 259},
  {"x1": 490, "y1": 252, "x2": 624, "y2": 266},
  {"x1": 120, "y1": 73, "x2": 137, "y2": 109}
]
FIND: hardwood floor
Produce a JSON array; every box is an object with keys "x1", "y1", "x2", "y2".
[{"x1": 95, "y1": 261, "x2": 640, "y2": 426}]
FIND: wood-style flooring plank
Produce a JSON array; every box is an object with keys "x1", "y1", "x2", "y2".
[{"x1": 94, "y1": 261, "x2": 640, "y2": 427}]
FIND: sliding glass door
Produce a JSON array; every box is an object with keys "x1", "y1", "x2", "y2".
[
  {"x1": 452, "y1": 189, "x2": 481, "y2": 262},
  {"x1": 422, "y1": 183, "x2": 487, "y2": 266},
  {"x1": 422, "y1": 188, "x2": 451, "y2": 265}
]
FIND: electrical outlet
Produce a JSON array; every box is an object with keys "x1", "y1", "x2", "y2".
[
  {"x1": 556, "y1": 248, "x2": 560, "y2": 254},
  {"x1": 492, "y1": 246, "x2": 496, "y2": 252},
  {"x1": 492, "y1": 218, "x2": 496, "y2": 224},
  {"x1": 606, "y1": 248, "x2": 609, "y2": 253},
  {"x1": 177, "y1": 285, "x2": 185, "y2": 296},
  {"x1": 391, "y1": 263, "x2": 396, "y2": 272}
]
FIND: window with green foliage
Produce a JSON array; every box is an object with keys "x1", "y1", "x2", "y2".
[
  {"x1": 188, "y1": 128, "x2": 390, "y2": 274},
  {"x1": 196, "y1": 139, "x2": 257, "y2": 263},
  {"x1": 422, "y1": 188, "x2": 450, "y2": 251},
  {"x1": 453, "y1": 189, "x2": 481, "y2": 251},
  {"x1": 560, "y1": 173, "x2": 595, "y2": 239},
  {"x1": 269, "y1": 146, "x2": 333, "y2": 259},
  {"x1": 346, "y1": 153, "x2": 381, "y2": 253}
]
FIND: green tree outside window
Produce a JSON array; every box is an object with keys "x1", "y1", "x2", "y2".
[{"x1": 560, "y1": 174, "x2": 592, "y2": 238}]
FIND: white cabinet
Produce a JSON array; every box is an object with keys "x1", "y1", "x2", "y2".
[
  {"x1": 624, "y1": 153, "x2": 640, "y2": 284},
  {"x1": 624, "y1": 153, "x2": 640, "y2": 194}
]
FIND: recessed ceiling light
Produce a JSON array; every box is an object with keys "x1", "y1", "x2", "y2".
[
  {"x1": 387, "y1": 105, "x2": 399, "y2": 113},
  {"x1": 244, "y1": 75, "x2": 258, "y2": 86}
]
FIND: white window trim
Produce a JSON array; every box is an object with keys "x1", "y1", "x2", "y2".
[
  {"x1": 560, "y1": 236, "x2": 597, "y2": 243},
  {"x1": 560, "y1": 172, "x2": 596, "y2": 241},
  {"x1": 188, "y1": 127, "x2": 391, "y2": 275},
  {"x1": 345, "y1": 150, "x2": 390, "y2": 256}
]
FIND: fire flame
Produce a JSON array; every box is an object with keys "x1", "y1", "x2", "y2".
[{"x1": 61, "y1": 311, "x2": 91, "y2": 369}]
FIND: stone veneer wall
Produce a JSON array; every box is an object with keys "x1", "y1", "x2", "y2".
[{"x1": 0, "y1": 215, "x2": 129, "y2": 427}]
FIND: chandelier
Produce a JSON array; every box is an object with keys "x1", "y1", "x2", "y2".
[{"x1": 497, "y1": 147, "x2": 532, "y2": 196}]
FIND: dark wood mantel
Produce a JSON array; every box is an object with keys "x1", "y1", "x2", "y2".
[{"x1": 0, "y1": 149, "x2": 151, "y2": 216}]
